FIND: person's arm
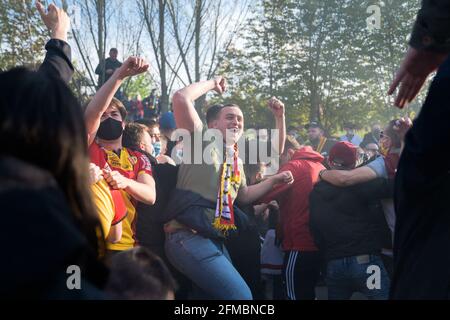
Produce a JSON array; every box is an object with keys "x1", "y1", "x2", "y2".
[
  {"x1": 36, "y1": 1, "x2": 74, "y2": 84},
  {"x1": 85, "y1": 57, "x2": 149, "y2": 145},
  {"x1": 172, "y1": 77, "x2": 226, "y2": 132},
  {"x1": 106, "y1": 223, "x2": 122, "y2": 244},
  {"x1": 268, "y1": 97, "x2": 286, "y2": 155},
  {"x1": 388, "y1": 0, "x2": 450, "y2": 108},
  {"x1": 237, "y1": 171, "x2": 293, "y2": 206},
  {"x1": 103, "y1": 170, "x2": 156, "y2": 205},
  {"x1": 320, "y1": 166, "x2": 378, "y2": 187}
]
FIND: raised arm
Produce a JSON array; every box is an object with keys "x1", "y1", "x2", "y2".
[
  {"x1": 268, "y1": 97, "x2": 286, "y2": 155},
  {"x1": 36, "y1": 1, "x2": 74, "y2": 84},
  {"x1": 172, "y1": 77, "x2": 226, "y2": 132},
  {"x1": 85, "y1": 57, "x2": 149, "y2": 145}
]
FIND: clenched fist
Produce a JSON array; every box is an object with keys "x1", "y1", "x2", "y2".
[
  {"x1": 213, "y1": 76, "x2": 227, "y2": 95},
  {"x1": 273, "y1": 170, "x2": 294, "y2": 185},
  {"x1": 89, "y1": 163, "x2": 103, "y2": 185},
  {"x1": 116, "y1": 57, "x2": 149, "y2": 80},
  {"x1": 103, "y1": 169, "x2": 130, "y2": 190},
  {"x1": 36, "y1": 1, "x2": 70, "y2": 42},
  {"x1": 268, "y1": 97, "x2": 285, "y2": 119}
]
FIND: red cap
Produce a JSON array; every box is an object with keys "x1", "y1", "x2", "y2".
[{"x1": 328, "y1": 141, "x2": 358, "y2": 169}]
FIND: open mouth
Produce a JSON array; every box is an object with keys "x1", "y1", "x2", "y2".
[{"x1": 228, "y1": 127, "x2": 240, "y2": 133}]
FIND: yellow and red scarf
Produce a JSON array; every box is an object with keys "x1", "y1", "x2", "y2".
[{"x1": 213, "y1": 144, "x2": 241, "y2": 234}]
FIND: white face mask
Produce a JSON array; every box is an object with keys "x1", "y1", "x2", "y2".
[{"x1": 152, "y1": 141, "x2": 162, "y2": 157}]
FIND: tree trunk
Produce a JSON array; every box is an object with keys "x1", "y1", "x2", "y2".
[
  {"x1": 194, "y1": 0, "x2": 205, "y2": 121},
  {"x1": 97, "y1": 0, "x2": 106, "y2": 87},
  {"x1": 159, "y1": 0, "x2": 169, "y2": 113}
]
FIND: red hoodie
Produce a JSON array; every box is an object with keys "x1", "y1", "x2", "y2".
[{"x1": 261, "y1": 146, "x2": 325, "y2": 252}]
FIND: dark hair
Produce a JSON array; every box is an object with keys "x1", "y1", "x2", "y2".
[
  {"x1": 206, "y1": 103, "x2": 241, "y2": 125},
  {"x1": 384, "y1": 120, "x2": 402, "y2": 149},
  {"x1": 110, "y1": 97, "x2": 127, "y2": 121},
  {"x1": 122, "y1": 123, "x2": 158, "y2": 165},
  {"x1": 135, "y1": 118, "x2": 159, "y2": 130},
  {"x1": 243, "y1": 162, "x2": 265, "y2": 185},
  {"x1": 110, "y1": 48, "x2": 118, "y2": 53},
  {"x1": 123, "y1": 123, "x2": 147, "y2": 149},
  {"x1": 0, "y1": 68, "x2": 105, "y2": 257},
  {"x1": 106, "y1": 247, "x2": 177, "y2": 300}
]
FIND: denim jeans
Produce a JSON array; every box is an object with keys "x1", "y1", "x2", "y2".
[
  {"x1": 326, "y1": 254, "x2": 390, "y2": 300},
  {"x1": 165, "y1": 229, "x2": 252, "y2": 300}
]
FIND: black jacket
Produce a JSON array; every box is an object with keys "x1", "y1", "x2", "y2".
[
  {"x1": 38, "y1": 39, "x2": 74, "y2": 84},
  {"x1": 95, "y1": 58, "x2": 122, "y2": 86},
  {"x1": 410, "y1": 0, "x2": 450, "y2": 53},
  {"x1": 309, "y1": 178, "x2": 393, "y2": 262},
  {"x1": 392, "y1": 56, "x2": 450, "y2": 299}
]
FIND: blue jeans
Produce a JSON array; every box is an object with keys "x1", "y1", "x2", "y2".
[
  {"x1": 326, "y1": 254, "x2": 390, "y2": 300},
  {"x1": 165, "y1": 230, "x2": 252, "y2": 300}
]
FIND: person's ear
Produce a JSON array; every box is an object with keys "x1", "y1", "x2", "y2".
[{"x1": 211, "y1": 119, "x2": 219, "y2": 129}]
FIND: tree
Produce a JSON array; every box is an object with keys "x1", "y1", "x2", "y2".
[
  {"x1": 221, "y1": 0, "x2": 422, "y2": 135},
  {"x1": 0, "y1": 0, "x2": 47, "y2": 70}
]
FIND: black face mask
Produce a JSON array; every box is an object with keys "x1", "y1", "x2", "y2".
[{"x1": 96, "y1": 117, "x2": 123, "y2": 140}]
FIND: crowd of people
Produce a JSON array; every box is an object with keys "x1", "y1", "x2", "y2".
[{"x1": 1, "y1": 0, "x2": 449, "y2": 300}]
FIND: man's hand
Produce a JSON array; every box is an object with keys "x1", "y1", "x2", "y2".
[
  {"x1": 213, "y1": 76, "x2": 227, "y2": 95},
  {"x1": 103, "y1": 170, "x2": 130, "y2": 190},
  {"x1": 116, "y1": 57, "x2": 149, "y2": 80},
  {"x1": 394, "y1": 117, "x2": 413, "y2": 141},
  {"x1": 272, "y1": 170, "x2": 294, "y2": 185},
  {"x1": 36, "y1": 1, "x2": 70, "y2": 42},
  {"x1": 89, "y1": 163, "x2": 103, "y2": 185},
  {"x1": 388, "y1": 47, "x2": 448, "y2": 109},
  {"x1": 268, "y1": 97, "x2": 285, "y2": 119},
  {"x1": 106, "y1": 69, "x2": 114, "y2": 75}
]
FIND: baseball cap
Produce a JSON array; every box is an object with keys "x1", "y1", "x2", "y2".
[
  {"x1": 328, "y1": 141, "x2": 358, "y2": 169},
  {"x1": 305, "y1": 121, "x2": 323, "y2": 130}
]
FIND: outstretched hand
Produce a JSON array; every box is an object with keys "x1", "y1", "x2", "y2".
[
  {"x1": 36, "y1": 1, "x2": 70, "y2": 42},
  {"x1": 116, "y1": 57, "x2": 150, "y2": 80},
  {"x1": 388, "y1": 47, "x2": 448, "y2": 109}
]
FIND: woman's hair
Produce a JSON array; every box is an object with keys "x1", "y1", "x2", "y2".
[{"x1": 0, "y1": 68, "x2": 105, "y2": 258}]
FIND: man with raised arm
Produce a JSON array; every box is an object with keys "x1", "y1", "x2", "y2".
[
  {"x1": 85, "y1": 57, "x2": 156, "y2": 254},
  {"x1": 163, "y1": 77, "x2": 293, "y2": 300}
]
